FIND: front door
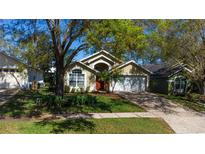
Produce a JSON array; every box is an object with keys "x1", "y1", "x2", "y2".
[{"x1": 96, "y1": 78, "x2": 105, "y2": 91}]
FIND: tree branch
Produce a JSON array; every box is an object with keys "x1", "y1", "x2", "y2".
[
  {"x1": 64, "y1": 43, "x2": 88, "y2": 70},
  {"x1": 62, "y1": 20, "x2": 77, "y2": 49},
  {"x1": 46, "y1": 19, "x2": 62, "y2": 60},
  {"x1": 62, "y1": 20, "x2": 90, "y2": 56}
]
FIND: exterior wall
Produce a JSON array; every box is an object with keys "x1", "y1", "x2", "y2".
[
  {"x1": 28, "y1": 69, "x2": 44, "y2": 84},
  {"x1": 149, "y1": 77, "x2": 169, "y2": 94},
  {"x1": 119, "y1": 63, "x2": 148, "y2": 75},
  {"x1": 66, "y1": 64, "x2": 96, "y2": 92}
]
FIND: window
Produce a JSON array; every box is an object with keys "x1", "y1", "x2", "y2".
[
  {"x1": 0, "y1": 69, "x2": 19, "y2": 73},
  {"x1": 69, "y1": 69, "x2": 85, "y2": 87},
  {"x1": 174, "y1": 77, "x2": 186, "y2": 93}
]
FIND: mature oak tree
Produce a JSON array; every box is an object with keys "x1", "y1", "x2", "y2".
[{"x1": 46, "y1": 19, "x2": 90, "y2": 96}]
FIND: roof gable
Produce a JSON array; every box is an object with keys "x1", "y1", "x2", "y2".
[
  {"x1": 80, "y1": 50, "x2": 122, "y2": 64},
  {"x1": 0, "y1": 52, "x2": 43, "y2": 73},
  {"x1": 112, "y1": 60, "x2": 152, "y2": 74},
  {"x1": 0, "y1": 52, "x2": 21, "y2": 69},
  {"x1": 85, "y1": 55, "x2": 115, "y2": 66},
  {"x1": 68, "y1": 61, "x2": 98, "y2": 74}
]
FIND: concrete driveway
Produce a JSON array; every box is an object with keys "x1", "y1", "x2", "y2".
[
  {"x1": 118, "y1": 92, "x2": 205, "y2": 133},
  {"x1": 0, "y1": 89, "x2": 19, "y2": 105}
]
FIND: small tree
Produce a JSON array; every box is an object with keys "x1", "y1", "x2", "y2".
[{"x1": 98, "y1": 69, "x2": 122, "y2": 93}]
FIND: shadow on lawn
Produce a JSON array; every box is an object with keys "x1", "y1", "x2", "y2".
[
  {"x1": 0, "y1": 91, "x2": 42, "y2": 118},
  {"x1": 36, "y1": 118, "x2": 95, "y2": 133},
  {"x1": 0, "y1": 91, "x2": 112, "y2": 119}
]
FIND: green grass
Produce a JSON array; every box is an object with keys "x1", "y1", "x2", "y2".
[
  {"x1": 68, "y1": 94, "x2": 145, "y2": 113},
  {"x1": 0, "y1": 88, "x2": 145, "y2": 118},
  {"x1": 159, "y1": 93, "x2": 205, "y2": 112},
  {"x1": 0, "y1": 118, "x2": 174, "y2": 134}
]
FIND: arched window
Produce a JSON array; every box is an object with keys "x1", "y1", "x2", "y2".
[
  {"x1": 72, "y1": 69, "x2": 82, "y2": 74},
  {"x1": 69, "y1": 69, "x2": 85, "y2": 87}
]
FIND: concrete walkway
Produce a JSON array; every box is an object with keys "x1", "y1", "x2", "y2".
[
  {"x1": 45, "y1": 112, "x2": 157, "y2": 120},
  {"x1": 117, "y1": 92, "x2": 205, "y2": 134}
]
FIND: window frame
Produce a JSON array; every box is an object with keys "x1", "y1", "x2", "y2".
[{"x1": 69, "y1": 69, "x2": 85, "y2": 87}]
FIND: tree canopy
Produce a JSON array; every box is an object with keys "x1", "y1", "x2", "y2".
[{"x1": 1, "y1": 19, "x2": 205, "y2": 95}]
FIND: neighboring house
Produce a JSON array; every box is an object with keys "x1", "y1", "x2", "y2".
[
  {"x1": 0, "y1": 52, "x2": 44, "y2": 89},
  {"x1": 66, "y1": 50, "x2": 151, "y2": 92},
  {"x1": 144, "y1": 64, "x2": 192, "y2": 95}
]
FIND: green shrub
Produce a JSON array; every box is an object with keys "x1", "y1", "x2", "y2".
[
  {"x1": 41, "y1": 95, "x2": 65, "y2": 113},
  {"x1": 186, "y1": 93, "x2": 201, "y2": 102},
  {"x1": 70, "y1": 87, "x2": 75, "y2": 93},
  {"x1": 65, "y1": 85, "x2": 70, "y2": 93},
  {"x1": 66, "y1": 94, "x2": 97, "y2": 106},
  {"x1": 85, "y1": 86, "x2": 90, "y2": 93},
  {"x1": 80, "y1": 87, "x2": 85, "y2": 93}
]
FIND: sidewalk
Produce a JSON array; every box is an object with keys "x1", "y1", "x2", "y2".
[{"x1": 39, "y1": 112, "x2": 157, "y2": 120}]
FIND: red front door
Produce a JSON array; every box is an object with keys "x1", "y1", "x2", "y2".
[{"x1": 96, "y1": 78, "x2": 104, "y2": 91}]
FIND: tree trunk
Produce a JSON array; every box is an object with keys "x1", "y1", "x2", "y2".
[{"x1": 55, "y1": 57, "x2": 65, "y2": 97}]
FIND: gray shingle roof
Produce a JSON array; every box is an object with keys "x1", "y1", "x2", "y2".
[
  {"x1": 143, "y1": 64, "x2": 186, "y2": 77},
  {"x1": 143, "y1": 64, "x2": 165, "y2": 73}
]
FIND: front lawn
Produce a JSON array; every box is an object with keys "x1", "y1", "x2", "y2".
[
  {"x1": 159, "y1": 93, "x2": 205, "y2": 112},
  {"x1": 0, "y1": 118, "x2": 174, "y2": 134},
  {"x1": 0, "y1": 88, "x2": 144, "y2": 118}
]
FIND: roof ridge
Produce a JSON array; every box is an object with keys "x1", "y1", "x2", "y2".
[{"x1": 80, "y1": 50, "x2": 123, "y2": 63}]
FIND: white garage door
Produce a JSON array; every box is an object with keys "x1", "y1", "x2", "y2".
[
  {"x1": 0, "y1": 73, "x2": 18, "y2": 89},
  {"x1": 113, "y1": 75, "x2": 146, "y2": 92},
  {"x1": 0, "y1": 72, "x2": 28, "y2": 89}
]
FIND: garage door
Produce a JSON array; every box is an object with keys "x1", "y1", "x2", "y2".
[
  {"x1": 113, "y1": 75, "x2": 146, "y2": 92},
  {"x1": 0, "y1": 73, "x2": 18, "y2": 89},
  {"x1": 0, "y1": 72, "x2": 28, "y2": 89}
]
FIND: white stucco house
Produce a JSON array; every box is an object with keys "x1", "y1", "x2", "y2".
[
  {"x1": 66, "y1": 50, "x2": 152, "y2": 92},
  {"x1": 0, "y1": 52, "x2": 44, "y2": 89}
]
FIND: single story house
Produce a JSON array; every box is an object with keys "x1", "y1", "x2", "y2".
[
  {"x1": 144, "y1": 64, "x2": 192, "y2": 95},
  {"x1": 0, "y1": 52, "x2": 44, "y2": 89},
  {"x1": 66, "y1": 50, "x2": 152, "y2": 92}
]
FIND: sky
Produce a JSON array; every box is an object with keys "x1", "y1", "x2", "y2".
[
  {"x1": 0, "y1": 19, "x2": 161, "y2": 65},
  {"x1": 0, "y1": 19, "x2": 92, "y2": 60}
]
